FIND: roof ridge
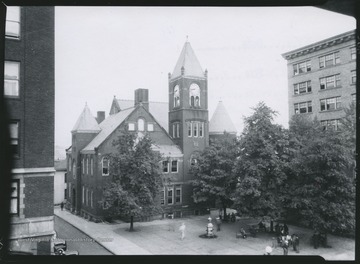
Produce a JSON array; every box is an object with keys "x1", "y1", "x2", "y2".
[{"x1": 116, "y1": 98, "x2": 168, "y2": 104}]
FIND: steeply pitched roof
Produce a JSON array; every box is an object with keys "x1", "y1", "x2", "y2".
[
  {"x1": 171, "y1": 41, "x2": 205, "y2": 79},
  {"x1": 81, "y1": 107, "x2": 135, "y2": 152},
  {"x1": 72, "y1": 104, "x2": 101, "y2": 133},
  {"x1": 115, "y1": 99, "x2": 168, "y2": 132},
  {"x1": 209, "y1": 101, "x2": 237, "y2": 134}
]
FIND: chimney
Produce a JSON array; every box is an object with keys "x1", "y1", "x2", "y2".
[
  {"x1": 134, "y1": 88, "x2": 149, "y2": 112},
  {"x1": 96, "y1": 111, "x2": 105, "y2": 124}
]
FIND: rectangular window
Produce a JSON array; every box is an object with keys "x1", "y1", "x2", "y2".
[
  {"x1": 352, "y1": 93, "x2": 356, "y2": 102},
  {"x1": 351, "y1": 70, "x2": 356, "y2": 84},
  {"x1": 147, "y1": 123, "x2": 154, "y2": 131},
  {"x1": 86, "y1": 189, "x2": 89, "y2": 206},
  {"x1": 294, "y1": 81, "x2": 311, "y2": 95},
  {"x1": 199, "y1": 123, "x2": 204, "y2": 137},
  {"x1": 193, "y1": 122, "x2": 198, "y2": 137},
  {"x1": 293, "y1": 60, "x2": 311, "y2": 75},
  {"x1": 102, "y1": 158, "x2": 109, "y2": 176},
  {"x1": 320, "y1": 97, "x2": 341, "y2": 111},
  {"x1": 319, "y1": 52, "x2": 340, "y2": 68},
  {"x1": 69, "y1": 183, "x2": 71, "y2": 198},
  {"x1": 175, "y1": 186, "x2": 181, "y2": 203},
  {"x1": 9, "y1": 121, "x2": 19, "y2": 156},
  {"x1": 321, "y1": 119, "x2": 340, "y2": 131},
  {"x1": 82, "y1": 186, "x2": 85, "y2": 204},
  {"x1": 86, "y1": 158, "x2": 89, "y2": 175},
  {"x1": 82, "y1": 158, "x2": 85, "y2": 174},
  {"x1": 167, "y1": 187, "x2": 173, "y2": 205},
  {"x1": 188, "y1": 122, "x2": 192, "y2": 137},
  {"x1": 4, "y1": 61, "x2": 20, "y2": 97},
  {"x1": 5, "y1": 6, "x2": 20, "y2": 38},
  {"x1": 128, "y1": 123, "x2": 135, "y2": 131},
  {"x1": 171, "y1": 160, "x2": 178, "y2": 173},
  {"x1": 176, "y1": 123, "x2": 180, "y2": 138},
  {"x1": 320, "y1": 74, "x2": 340, "y2": 90},
  {"x1": 162, "y1": 160, "x2": 169, "y2": 173},
  {"x1": 91, "y1": 158, "x2": 94, "y2": 175},
  {"x1": 351, "y1": 47, "x2": 356, "y2": 60},
  {"x1": 10, "y1": 180, "x2": 19, "y2": 215},
  {"x1": 160, "y1": 188, "x2": 165, "y2": 205},
  {"x1": 91, "y1": 191, "x2": 93, "y2": 208},
  {"x1": 294, "y1": 101, "x2": 312, "y2": 114},
  {"x1": 172, "y1": 123, "x2": 176, "y2": 138}
]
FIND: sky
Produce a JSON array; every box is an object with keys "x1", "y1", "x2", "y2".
[{"x1": 54, "y1": 6, "x2": 355, "y2": 150}]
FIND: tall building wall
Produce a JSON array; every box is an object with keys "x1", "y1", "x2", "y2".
[
  {"x1": 5, "y1": 7, "x2": 55, "y2": 255},
  {"x1": 283, "y1": 30, "x2": 356, "y2": 127}
]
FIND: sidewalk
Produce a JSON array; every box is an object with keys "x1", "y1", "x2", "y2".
[
  {"x1": 54, "y1": 208, "x2": 355, "y2": 259},
  {"x1": 54, "y1": 208, "x2": 151, "y2": 255}
]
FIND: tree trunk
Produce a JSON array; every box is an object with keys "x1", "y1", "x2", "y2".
[
  {"x1": 223, "y1": 206, "x2": 227, "y2": 221},
  {"x1": 129, "y1": 215, "x2": 134, "y2": 232}
]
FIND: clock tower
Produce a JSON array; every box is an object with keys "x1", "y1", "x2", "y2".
[{"x1": 168, "y1": 41, "x2": 209, "y2": 187}]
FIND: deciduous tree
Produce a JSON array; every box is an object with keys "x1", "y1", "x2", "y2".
[{"x1": 102, "y1": 131, "x2": 163, "y2": 231}]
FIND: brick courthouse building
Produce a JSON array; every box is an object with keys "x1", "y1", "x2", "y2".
[
  {"x1": 66, "y1": 41, "x2": 236, "y2": 221},
  {"x1": 4, "y1": 7, "x2": 55, "y2": 254}
]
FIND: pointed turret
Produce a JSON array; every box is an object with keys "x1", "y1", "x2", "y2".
[
  {"x1": 209, "y1": 101, "x2": 237, "y2": 135},
  {"x1": 72, "y1": 103, "x2": 101, "y2": 133},
  {"x1": 171, "y1": 41, "x2": 205, "y2": 79}
]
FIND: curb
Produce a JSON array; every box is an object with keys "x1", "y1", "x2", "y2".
[{"x1": 54, "y1": 211, "x2": 116, "y2": 255}]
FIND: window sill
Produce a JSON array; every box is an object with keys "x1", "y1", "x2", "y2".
[
  {"x1": 293, "y1": 71, "x2": 311, "y2": 77},
  {"x1": 4, "y1": 96, "x2": 20, "y2": 100},
  {"x1": 319, "y1": 86, "x2": 342, "y2": 92},
  {"x1": 294, "y1": 112, "x2": 312, "y2": 115},
  {"x1": 293, "y1": 92, "x2": 312, "y2": 97},
  {"x1": 319, "y1": 63, "x2": 340, "y2": 70},
  {"x1": 319, "y1": 108, "x2": 342, "y2": 113}
]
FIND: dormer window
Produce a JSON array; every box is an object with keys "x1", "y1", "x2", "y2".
[
  {"x1": 128, "y1": 122, "x2": 135, "y2": 131},
  {"x1": 138, "y1": 118, "x2": 145, "y2": 131},
  {"x1": 189, "y1": 83, "x2": 200, "y2": 107}
]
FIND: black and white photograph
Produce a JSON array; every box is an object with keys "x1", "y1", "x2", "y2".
[{"x1": 0, "y1": 2, "x2": 356, "y2": 261}]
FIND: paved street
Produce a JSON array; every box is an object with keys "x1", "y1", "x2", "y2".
[
  {"x1": 54, "y1": 208, "x2": 354, "y2": 259},
  {"x1": 54, "y1": 215, "x2": 112, "y2": 255}
]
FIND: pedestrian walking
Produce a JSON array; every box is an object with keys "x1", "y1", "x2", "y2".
[
  {"x1": 168, "y1": 213, "x2": 175, "y2": 231},
  {"x1": 216, "y1": 217, "x2": 222, "y2": 231},
  {"x1": 292, "y1": 234, "x2": 300, "y2": 253},
  {"x1": 283, "y1": 223, "x2": 289, "y2": 235},
  {"x1": 179, "y1": 222, "x2": 186, "y2": 240},
  {"x1": 60, "y1": 202, "x2": 64, "y2": 211},
  {"x1": 282, "y1": 239, "x2": 289, "y2": 255}
]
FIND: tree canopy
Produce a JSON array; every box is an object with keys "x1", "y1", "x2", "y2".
[
  {"x1": 232, "y1": 102, "x2": 289, "y2": 219},
  {"x1": 102, "y1": 131, "x2": 163, "y2": 229},
  {"x1": 284, "y1": 109, "x2": 356, "y2": 234},
  {"x1": 190, "y1": 133, "x2": 238, "y2": 215}
]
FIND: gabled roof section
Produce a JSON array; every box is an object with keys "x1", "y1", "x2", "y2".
[
  {"x1": 209, "y1": 101, "x2": 237, "y2": 134},
  {"x1": 72, "y1": 104, "x2": 101, "y2": 133},
  {"x1": 171, "y1": 41, "x2": 205, "y2": 80},
  {"x1": 112, "y1": 99, "x2": 168, "y2": 132},
  {"x1": 81, "y1": 107, "x2": 135, "y2": 152}
]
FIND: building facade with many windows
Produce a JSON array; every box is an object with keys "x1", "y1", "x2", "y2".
[
  {"x1": 4, "y1": 7, "x2": 55, "y2": 254},
  {"x1": 282, "y1": 30, "x2": 356, "y2": 130}
]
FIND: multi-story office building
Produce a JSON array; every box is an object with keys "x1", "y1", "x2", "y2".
[
  {"x1": 4, "y1": 6, "x2": 55, "y2": 255},
  {"x1": 282, "y1": 30, "x2": 356, "y2": 130}
]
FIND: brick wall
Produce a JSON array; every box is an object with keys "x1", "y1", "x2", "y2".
[{"x1": 23, "y1": 176, "x2": 54, "y2": 218}]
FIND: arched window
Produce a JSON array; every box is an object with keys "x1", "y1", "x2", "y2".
[
  {"x1": 72, "y1": 159, "x2": 76, "y2": 178},
  {"x1": 102, "y1": 157, "x2": 109, "y2": 176},
  {"x1": 138, "y1": 118, "x2": 145, "y2": 131},
  {"x1": 189, "y1": 83, "x2": 200, "y2": 107},
  {"x1": 174, "y1": 85, "x2": 180, "y2": 107},
  {"x1": 190, "y1": 154, "x2": 198, "y2": 166}
]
